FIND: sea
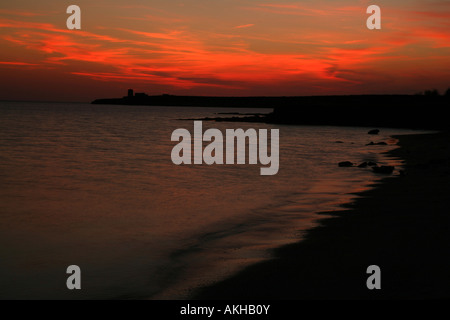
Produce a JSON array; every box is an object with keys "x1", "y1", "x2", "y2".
[{"x1": 0, "y1": 101, "x2": 424, "y2": 299}]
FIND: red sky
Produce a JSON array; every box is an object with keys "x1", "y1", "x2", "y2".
[{"x1": 0, "y1": 0, "x2": 449, "y2": 102}]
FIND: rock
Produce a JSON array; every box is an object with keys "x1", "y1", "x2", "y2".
[
  {"x1": 366, "y1": 141, "x2": 388, "y2": 146},
  {"x1": 335, "y1": 141, "x2": 344, "y2": 144},
  {"x1": 367, "y1": 161, "x2": 378, "y2": 166},
  {"x1": 372, "y1": 165, "x2": 395, "y2": 174},
  {"x1": 358, "y1": 162, "x2": 368, "y2": 168},
  {"x1": 339, "y1": 161, "x2": 353, "y2": 167},
  {"x1": 368, "y1": 129, "x2": 380, "y2": 135}
]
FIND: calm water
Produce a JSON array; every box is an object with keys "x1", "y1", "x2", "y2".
[{"x1": 0, "y1": 101, "x2": 421, "y2": 299}]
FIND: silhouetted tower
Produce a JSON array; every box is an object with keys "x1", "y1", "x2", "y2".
[{"x1": 128, "y1": 89, "x2": 134, "y2": 97}]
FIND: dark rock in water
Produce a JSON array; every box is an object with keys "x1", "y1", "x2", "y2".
[
  {"x1": 372, "y1": 165, "x2": 395, "y2": 174},
  {"x1": 368, "y1": 129, "x2": 380, "y2": 135},
  {"x1": 339, "y1": 161, "x2": 354, "y2": 167},
  {"x1": 335, "y1": 141, "x2": 344, "y2": 144},
  {"x1": 358, "y1": 162, "x2": 368, "y2": 168},
  {"x1": 366, "y1": 141, "x2": 388, "y2": 146},
  {"x1": 367, "y1": 161, "x2": 378, "y2": 166}
]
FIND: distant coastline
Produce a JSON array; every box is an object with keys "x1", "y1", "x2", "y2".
[{"x1": 92, "y1": 91, "x2": 449, "y2": 130}]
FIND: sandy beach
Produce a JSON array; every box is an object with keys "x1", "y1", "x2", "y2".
[{"x1": 195, "y1": 131, "x2": 450, "y2": 299}]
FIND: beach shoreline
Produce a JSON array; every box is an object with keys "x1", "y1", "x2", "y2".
[{"x1": 193, "y1": 131, "x2": 450, "y2": 299}]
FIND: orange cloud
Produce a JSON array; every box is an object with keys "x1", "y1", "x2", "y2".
[
  {"x1": 0, "y1": 9, "x2": 43, "y2": 17},
  {"x1": 118, "y1": 28, "x2": 184, "y2": 40},
  {"x1": 234, "y1": 24, "x2": 255, "y2": 29},
  {"x1": 0, "y1": 61, "x2": 38, "y2": 66},
  {"x1": 247, "y1": 3, "x2": 362, "y2": 17},
  {"x1": 1, "y1": 1, "x2": 449, "y2": 99}
]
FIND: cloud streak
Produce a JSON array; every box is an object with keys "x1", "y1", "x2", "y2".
[{"x1": 234, "y1": 24, "x2": 255, "y2": 29}]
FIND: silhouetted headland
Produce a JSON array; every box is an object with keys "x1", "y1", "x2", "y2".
[{"x1": 92, "y1": 90, "x2": 450, "y2": 130}]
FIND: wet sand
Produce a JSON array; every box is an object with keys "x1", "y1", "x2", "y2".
[{"x1": 194, "y1": 131, "x2": 450, "y2": 299}]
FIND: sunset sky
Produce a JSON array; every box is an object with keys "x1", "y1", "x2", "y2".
[{"x1": 0, "y1": 0, "x2": 449, "y2": 102}]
